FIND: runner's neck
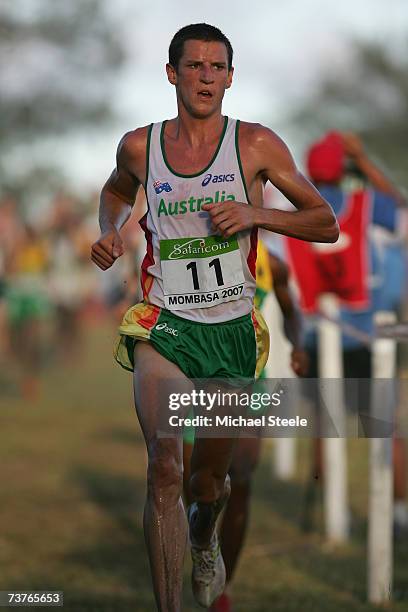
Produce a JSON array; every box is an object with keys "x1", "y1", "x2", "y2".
[{"x1": 166, "y1": 113, "x2": 226, "y2": 149}]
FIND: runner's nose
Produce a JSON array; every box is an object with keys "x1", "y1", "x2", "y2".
[{"x1": 200, "y1": 65, "x2": 214, "y2": 83}]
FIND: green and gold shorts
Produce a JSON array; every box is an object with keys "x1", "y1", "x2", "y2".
[{"x1": 114, "y1": 302, "x2": 269, "y2": 381}]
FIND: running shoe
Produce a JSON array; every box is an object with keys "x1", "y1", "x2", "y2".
[{"x1": 189, "y1": 504, "x2": 226, "y2": 608}]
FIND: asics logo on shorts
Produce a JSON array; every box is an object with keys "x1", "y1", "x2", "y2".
[
  {"x1": 154, "y1": 180, "x2": 172, "y2": 194},
  {"x1": 155, "y1": 322, "x2": 179, "y2": 336}
]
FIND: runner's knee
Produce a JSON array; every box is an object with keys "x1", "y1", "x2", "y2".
[
  {"x1": 147, "y1": 441, "x2": 183, "y2": 505},
  {"x1": 190, "y1": 466, "x2": 225, "y2": 502}
]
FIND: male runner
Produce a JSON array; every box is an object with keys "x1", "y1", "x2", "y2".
[
  {"x1": 91, "y1": 23, "x2": 338, "y2": 611},
  {"x1": 183, "y1": 243, "x2": 309, "y2": 612}
]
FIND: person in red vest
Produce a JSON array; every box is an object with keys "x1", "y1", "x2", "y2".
[
  {"x1": 290, "y1": 131, "x2": 408, "y2": 533},
  {"x1": 287, "y1": 131, "x2": 405, "y2": 315}
]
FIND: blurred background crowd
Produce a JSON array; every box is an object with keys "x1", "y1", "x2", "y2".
[{"x1": 0, "y1": 189, "x2": 146, "y2": 400}]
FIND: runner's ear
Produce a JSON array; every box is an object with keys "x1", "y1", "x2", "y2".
[
  {"x1": 166, "y1": 63, "x2": 177, "y2": 86},
  {"x1": 226, "y1": 66, "x2": 234, "y2": 89}
]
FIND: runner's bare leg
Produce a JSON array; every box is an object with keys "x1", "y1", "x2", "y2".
[
  {"x1": 133, "y1": 341, "x2": 193, "y2": 612},
  {"x1": 220, "y1": 436, "x2": 261, "y2": 582},
  {"x1": 189, "y1": 435, "x2": 236, "y2": 547}
]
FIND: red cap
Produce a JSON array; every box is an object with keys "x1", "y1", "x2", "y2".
[{"x1": 306, "y1": 131, "x2": 345, "y2": 183}]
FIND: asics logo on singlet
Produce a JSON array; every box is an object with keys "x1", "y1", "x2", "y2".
[
  {"x1": 154, "y1": 180, "x2": 172, "y2": 194},
  {"x1": 202, "y1": 173, "x2": 235, "y2": 187},
  {"x1": 155, "y1": 322, "x2": 179, "y2": 336}
]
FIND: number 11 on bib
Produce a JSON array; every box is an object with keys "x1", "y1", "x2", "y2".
[{"x1": 160, "y1": 236, "x2": 245, "y2": 310}]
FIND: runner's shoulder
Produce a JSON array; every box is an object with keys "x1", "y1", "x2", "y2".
[
  {"x1": 238, "y1": 121, "x2": 293, "y2": 172},
  {"x1": 116, "y1": 125, "x2": 151, "y2": 180},
  {"x1": 238, "y1": 121, "x2": 289, "y2": 154},
  {"x1": 117, "y1": 125, "x2": 150, "y2": 163}
]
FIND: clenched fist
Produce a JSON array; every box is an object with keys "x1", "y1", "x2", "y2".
[{"x1": 91, "y1": 228, "x2": 124, "y2": 270}]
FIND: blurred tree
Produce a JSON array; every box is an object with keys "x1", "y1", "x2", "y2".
[
  {"x1": 0, "y1": 0, "x2": 127, "y2": 195},
  {"x1": 291, "y1": 40, "x2": 408, "y2": 191}
]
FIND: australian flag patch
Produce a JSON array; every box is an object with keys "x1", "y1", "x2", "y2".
[{"x1": 154, "y1": 180, "x2": 172, "y2": 194}]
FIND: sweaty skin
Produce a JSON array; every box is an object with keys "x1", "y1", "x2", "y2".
[
  {"x1": 91, "y1": 38, "x2": 338, "y2": 612},
  {"x1": 91, "y1": 119, "x2": 338, "y2": 268}
]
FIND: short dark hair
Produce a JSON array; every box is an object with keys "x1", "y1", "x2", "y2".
[{"x1": 169, "y1": 23, "x2": 233, "y2": 71}]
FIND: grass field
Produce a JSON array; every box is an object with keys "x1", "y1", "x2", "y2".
[{"x1": 1, "y1": 321, "x2": 407, "y2": 611}]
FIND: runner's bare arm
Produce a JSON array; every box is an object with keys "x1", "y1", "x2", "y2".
[
  {"x1": 203, "y1": 125, "x2": 339, "y2": 243},
  {"x1": 255, "y1": 128, "x2": 339, "y2": 241},
  {"x1": 91, "y1": 127, "x2": 147, "y2": 270},
  {"x1": 269, "y1": 253, "x2": 308, "y2": 377},
  {"x1": 270, "y1": 254, "x2": 302, "y2": 348}
]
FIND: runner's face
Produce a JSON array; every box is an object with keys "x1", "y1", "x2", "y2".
[{"x1": 167, "y1": 40, "x2": 233, "y2": 118}]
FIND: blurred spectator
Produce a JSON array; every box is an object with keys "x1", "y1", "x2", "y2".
[
  {"x1": 0, "y1": 197, "x2": 24, "y2": 384},
  {"x1": 0, "y1": 190, "x2": 107, "y2": 396},
  {"x1": 47, "y1": 193, "x2": 98, "y2": 362},
  {"x1": 6, "y1": 221, "x2": 51, "y2": 399}
]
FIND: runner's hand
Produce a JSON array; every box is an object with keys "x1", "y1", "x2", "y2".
[
  {"x1": 91, "y1": 229, "x2": 124, "y2": 270},
  {"x1": 290, "y1": 348, "x2": 309, "y2": 377},
  {"x1": 202, "y1": 201, "x2": 256, "y2": 237}
]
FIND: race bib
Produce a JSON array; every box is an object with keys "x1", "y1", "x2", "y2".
[{"x1": 160, "y1": 235, "x2": 245, "y2": 310}]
